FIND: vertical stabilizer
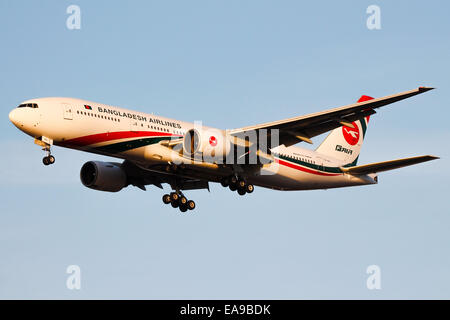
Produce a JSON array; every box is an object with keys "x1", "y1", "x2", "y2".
[{"x1": 315, "y1": 95, "x2": 373, "y2": 166}]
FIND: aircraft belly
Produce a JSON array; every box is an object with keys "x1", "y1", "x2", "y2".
[{"x1": 251, "y1": 163, "x2": 373, "y2": 190}]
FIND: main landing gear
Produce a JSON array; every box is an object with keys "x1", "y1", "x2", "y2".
[
  {"x1": 42, "y1": 146, "x2": 55, "y2": 166},
  {"x1": 162, "y1": 191, "x2": 196, "y2": 212},
  {"x1": 220, "y1": 176, "x2": 254, "y2": 196}
]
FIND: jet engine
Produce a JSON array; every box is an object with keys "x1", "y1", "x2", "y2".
[
  {"x1": 80, "y1": 161, "x2": 127, "y2": 192},
  {"x1": 182, "y1": 128, "x2": 232, "y2": 160}
]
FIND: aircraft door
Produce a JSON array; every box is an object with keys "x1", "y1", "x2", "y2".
[
  {"x1": 130, "y1": 118, "x2": 139, "y2": 132},
  {"x1": 62, "y1": 103, "x2": 73, "y2": 120},
  {"x1": 317, "y1": 156, "x2": 325, "y2": 172}
]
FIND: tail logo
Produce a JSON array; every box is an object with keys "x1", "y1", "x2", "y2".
[{"x1": 342, "y1": 122, "x2": 359, "y2": 146}]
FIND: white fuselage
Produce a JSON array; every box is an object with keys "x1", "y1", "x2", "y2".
[{"x1": 9, "y1": 97, "x2": 377, "y2": 191}]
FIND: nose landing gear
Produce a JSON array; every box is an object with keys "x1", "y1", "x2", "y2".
[
  {"x1": 162, "y1": 191, "x2": 196, "y2": 212},
  {"x1": 42, "y1": 146, "x2": 55, "y2": 166},
  {"x1": 34, "y1": 137, "x2": 55, "y2": 166}
]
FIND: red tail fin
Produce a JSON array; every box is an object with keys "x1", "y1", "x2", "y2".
[
  {"x1": 357, "y1": 95, "x2": 374, "y2": 122},
  {"x1": 357, "y1": 95, "x2": 374, "y2": 102}
]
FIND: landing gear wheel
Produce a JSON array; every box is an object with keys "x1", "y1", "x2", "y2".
[
  {"x1": 179, "y1": 196, "x2": 188, "y2": 206},
  {"x1": 162, "y1": 194, "x2": 171, "y2": 204},
  {"x1": 170, "y1": 193, "x2": 180, "y2": 208},
  {"x1": 170, "y1": 192, "x2": 179, "y2": 202},
  {"x1": 237, "y1": 188, "x2": 246, "y2": 196},
  {"x1": 166, "y1": 191, "x2": 196, "y2": 212},
  {"x1": 220, "y1": 177, "x2": 229, "y2": 188},
  {"x1": 187, "y1": 200, "x2": 196, "y2": 210},
  {"x1": 43, "y1": 155, "x2": 55, "y2": 166},
  {"x1": 245, "y1": 184, "x2": 254, "y2": 194},
  {"x1": 229, "y1": 183, "x2": 237, "y2": 191},
  {"x1": 238, "y1": 179, "x2": 246, "y2": 189}
]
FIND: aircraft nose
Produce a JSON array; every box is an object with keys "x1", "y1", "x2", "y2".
[
  {"x1": 9, "y1": 108, "x2": 24, "y2": 128},
  {"x1": 9, "y1": 109, "x2": 18, "y2": 125}
]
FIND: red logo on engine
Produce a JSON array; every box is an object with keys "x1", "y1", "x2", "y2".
[
  {"x1": 342, "y1": 122, "x2": 360, "y2": 146},
  {"x1": 209, "y1": 136, "x2": 217, "y2": 147}
]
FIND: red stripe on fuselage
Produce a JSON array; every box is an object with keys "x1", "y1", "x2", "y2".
[
  {"x1": 276, "y1": 158, "x2": 341, "y2": 176},
  {"x1": 65, "y1": 131, "x2": 180, "y2": 146}
]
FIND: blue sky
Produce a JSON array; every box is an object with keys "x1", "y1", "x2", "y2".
[{"x1": 0, "y1": 0, "x2": 449, "y2": 299}]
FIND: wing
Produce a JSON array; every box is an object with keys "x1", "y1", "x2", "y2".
[
  {"x1": 229, "y1": 87, "x2": 434, "y2": 147},
  {"x1": 340, "y1": 155, "x2": 439, "y2": 175},
  {"x1": 121, "y1": 160, "x2": 210, "y2": 191}
]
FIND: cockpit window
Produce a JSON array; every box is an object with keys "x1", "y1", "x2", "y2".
[{"x1": 17, "y1": 103, "x2": 38, "y2": 108}]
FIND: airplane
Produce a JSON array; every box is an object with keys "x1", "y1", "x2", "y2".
[{"x1": 8, "y1": 87, "x2": 438, "y2": 212}]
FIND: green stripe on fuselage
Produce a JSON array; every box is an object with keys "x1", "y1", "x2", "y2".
[
  {"x1": 275, "y1": 153, "x2": 343, "y2": 174},
  {"x1": 343, "y1": 156, "x2": 359, "y2": 168},
  {"x1": 360, "y1": 118, "x2": 367, "y2": 137},
  {"x1": 94, "y1": 137, "x2": 169, "y2": 154}
]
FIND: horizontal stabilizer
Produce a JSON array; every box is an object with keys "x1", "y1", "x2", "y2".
[{"x1": 341, "y1": 155, "x2": 439, "y2": 175}]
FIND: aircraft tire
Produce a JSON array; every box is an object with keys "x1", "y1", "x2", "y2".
[
  {"x1": 220, "y1": 177, "x2": 229, "y2": 187},
  {"x1": 187, "y1": 200, "x2": 195, "y2": 210},
  {"x1": 179, "y1": 196, "x2": 188, "y2": 206},
  {"x1": 162, "y1": 194, "x2": 171, "y2": 204},
  {"x1": 170, "y1": 192, "x2": 179, "y2": 202}
]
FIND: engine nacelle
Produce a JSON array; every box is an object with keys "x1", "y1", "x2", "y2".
[
  {"x1": 182, "y1": 128, "x2": 232, "y2": 160},
  {"x1": 80, "y1": 161, "x2": 127, "y2": 192}
]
